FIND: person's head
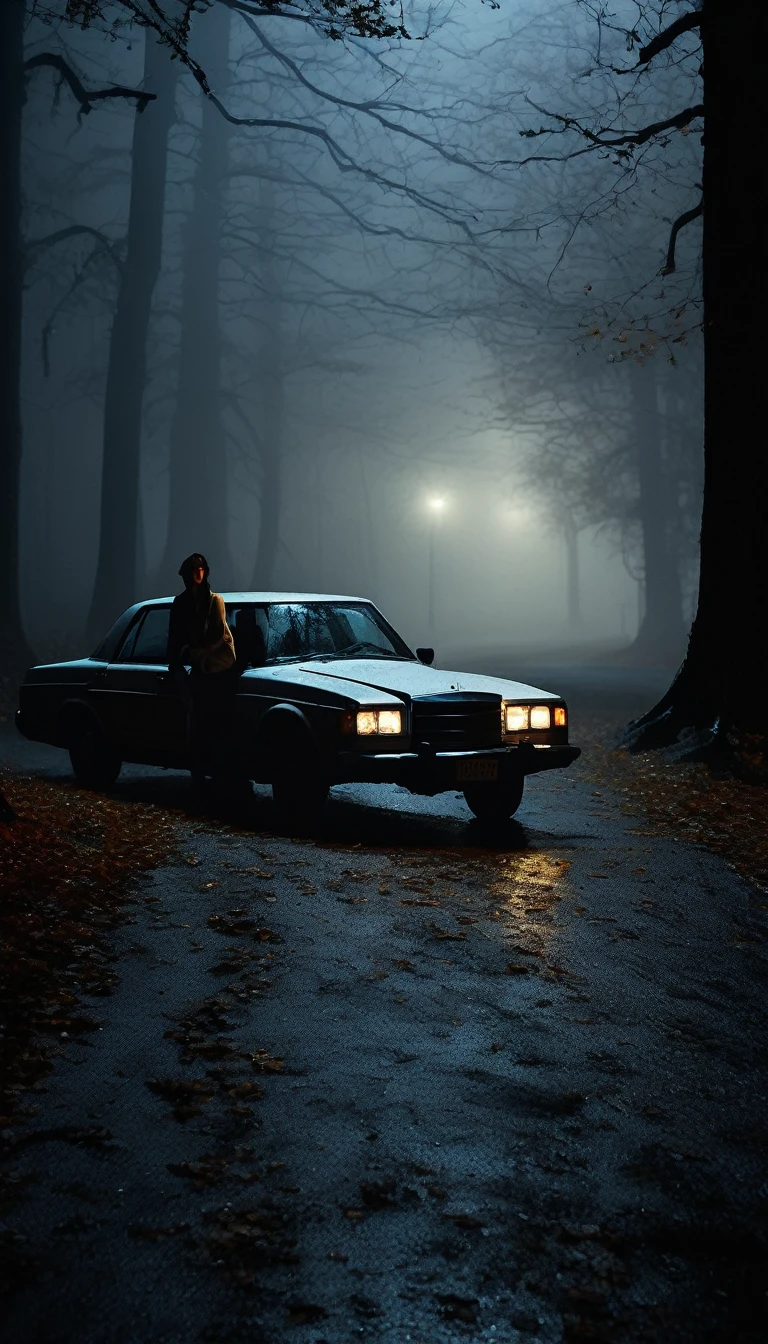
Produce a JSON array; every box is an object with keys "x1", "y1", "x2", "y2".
[{"x1": 179, "y1": 553, "x2": 210, "y2": 591}]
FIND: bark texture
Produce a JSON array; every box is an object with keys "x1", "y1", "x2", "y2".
[
  {"x1": 626, "y1": 0, "x2": 768, "y2": 763},
  {"x1": 86, "y1": 37, "x2": 177, "y2": 641},
  {"x1": 0, "y1": 0, "x2": 33, "y2": 661},
  {"x1": 251, "y1": 404, "x2": 282, "y2": 590},
  {"x1": 628, "y1": 364, "x2": 686, "y2": 663},
  {"x1": 250, "y1": 233, "x2": 283, "y2": 590},
  {"x1": 160, "y1": 7, "x2": 231, "y2": 588}
]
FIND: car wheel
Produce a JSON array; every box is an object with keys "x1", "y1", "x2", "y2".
[
  {"x1": 463, "y1": 775, "x2": 524, "y2": 824},
  {"x1": 270, "y1": 733, "x2": 329, "y2": 827},
  {"x1": 69, "y1": 725, "x2": 122, "y2": 789}
]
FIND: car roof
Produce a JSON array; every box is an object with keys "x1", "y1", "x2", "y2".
[{"x1": 140, "y1": 593, "x2": 371, "y2": 605}]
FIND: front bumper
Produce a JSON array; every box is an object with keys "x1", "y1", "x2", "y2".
[{"x1": 335, "y1": 743, "x2": 580, "y2": 796}]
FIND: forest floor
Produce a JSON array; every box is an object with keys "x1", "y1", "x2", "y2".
[{"x1": 2, "y1": 665, "x2": 768, "y2": 1342}]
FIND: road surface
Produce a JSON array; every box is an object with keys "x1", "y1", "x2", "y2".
[{"x1": 2, "y1": 670, "x2": 768, "y2": 1343}]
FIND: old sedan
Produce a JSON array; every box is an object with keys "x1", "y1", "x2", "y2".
[{"x1": 16, "y1": 593, "x2": 580, "y2": 822}]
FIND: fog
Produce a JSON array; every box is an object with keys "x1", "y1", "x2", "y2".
[{"x1": 14, "y1": 0, "x2": 704, "y2": 667}]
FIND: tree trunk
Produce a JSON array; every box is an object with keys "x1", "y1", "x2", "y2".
[
  {"x1": 0, "y1": 0, "x2": 33, "y2": 663},
  {"x1": 626, "y1": 0, "x2": 768, "y2": 765},
  {"x1": 250, "y1": 192, "x2": 283, "y2": 590},
  {"x1": 86, "y1": 36, "x2": 177, "y2": 642},
  {"x1": 159, "y1": 6, "x2": 231, "y2": 589},
  {"x1": 628, "y1": 364, "x2": 686, "y2": 663}
]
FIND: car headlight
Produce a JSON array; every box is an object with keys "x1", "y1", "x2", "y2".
[
  {"x1": 504, "y1": 703, "x2": 556, "y2": 732},
  {"x1": 505, "y1": 704, "x2": 529, "y2": 732},
  {"x1": 356, "y1": 708, "x2": 403, "y2": 735}
]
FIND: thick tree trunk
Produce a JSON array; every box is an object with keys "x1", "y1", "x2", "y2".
[
  {"x1": 249, "y1": 308, "x2": 283, "y2": 588},
  {"x1": 627, "y1": 0, "x2": 768, "y2": 765},
  {"x1": 628, "y1": 364, "x2": 686, "y2": 663},
  {"x1": 159, "y1": 7, "x2": 231, "y2": 589},
  {"x1": 86, "y1": 36, "x2": 177, "y2": 642},
  {"x1": 0, "y1": 0, "x2": 33, "y2": 663},
  {"x1": 250, "y1": 193, "x2": 283, "y2": 590}
]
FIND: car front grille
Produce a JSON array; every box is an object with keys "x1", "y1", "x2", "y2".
[{"x1": 411, "y1": 693, "x2": 502, "y2": 751}]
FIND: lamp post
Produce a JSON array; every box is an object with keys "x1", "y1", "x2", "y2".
[{"x1": 427, "y1": 497, "x2": 445, "y2": 635}]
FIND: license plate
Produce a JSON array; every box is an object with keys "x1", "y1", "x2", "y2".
[{"x1": 456, "y1": 759, "x2": 499, "y2": 782}]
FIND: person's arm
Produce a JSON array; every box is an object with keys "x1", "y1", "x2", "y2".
[{"x1": 193, "y1": 595, "x2": 235, "y2": 671}]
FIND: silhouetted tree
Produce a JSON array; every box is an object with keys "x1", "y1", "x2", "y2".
[
  {"x1": 626, "y1": 3, "x2": 768, "y2": 763},
  {"x1": 86, "y1": 36, "x2": 178, "y2": 639},
  {"x1": 0, "y1": 0, "x2": 149, "y2": 660},
  {"x1": 521, "y1": 2, "x2": 766, "y2": 762},
  {"x1": 159, "y1": 5, "x2": 232, "y2": 585}
]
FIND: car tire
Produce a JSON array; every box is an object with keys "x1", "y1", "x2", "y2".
[
  {"x1": 463, "y1": 775, "x2": 524, "y2": 824},
  {"x1": 69, "y1": 725, "x2": 122, "y2": 789},
  {"x1": 270, "y1": 730, "x2": 329, "y2": 827}
]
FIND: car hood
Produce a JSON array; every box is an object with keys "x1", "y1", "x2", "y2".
[{"x1": 297, "y1": 658, "x2": 558, "y2": 703}]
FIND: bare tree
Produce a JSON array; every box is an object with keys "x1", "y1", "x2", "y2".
[
  {"x1": 158, "y1": 4, "x2": 232, "y2": 586},
  {"x1": 85, "y1": 34, "x2": 178, "y2": 639},
  {"x1": 0, "y1": 0, "x2": 149, "y2": 661}
]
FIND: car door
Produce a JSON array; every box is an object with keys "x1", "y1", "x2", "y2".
[{"x1": 90, "y1": 606, "x2": 185, "y2": 760}]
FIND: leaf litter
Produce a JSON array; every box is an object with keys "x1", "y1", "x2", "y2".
[{"x1": 0, "y1": 776, "x2": 177, "y2": 1129}]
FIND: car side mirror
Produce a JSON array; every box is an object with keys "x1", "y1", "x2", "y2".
[{"x1": 416, "y1": 647, "x2": 434, "y2": 666}]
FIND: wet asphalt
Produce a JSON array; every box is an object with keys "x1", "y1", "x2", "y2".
[{"x1": 2, "y1": 669, "x2": 768, "y2": 1343}]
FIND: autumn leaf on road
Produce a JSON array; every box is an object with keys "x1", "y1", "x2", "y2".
[{"x1": 360, "y1": 1179, "x2": 397, "y2": 1210}]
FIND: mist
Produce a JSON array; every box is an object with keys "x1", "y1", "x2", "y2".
[{"x1": 13, "y1": 0, "x2": 704, "y2": 668}]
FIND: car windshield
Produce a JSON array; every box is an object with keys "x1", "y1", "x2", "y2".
[{"x1": 226, "y1": 602, "x2": 414, "y2": 666}]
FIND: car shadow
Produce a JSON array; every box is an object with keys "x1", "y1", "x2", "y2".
[{"x1": 100, "y1": 771, "x2": 535, "y2": 856}]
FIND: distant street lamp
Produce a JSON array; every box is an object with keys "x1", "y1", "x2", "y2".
[{"x1": 426, "y1": 497, "x2": 446, "y2": 634}]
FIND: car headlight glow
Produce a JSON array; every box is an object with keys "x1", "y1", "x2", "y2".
[
  {"x1": 505, "y1": 704, "x2": 529, "y2": 732},
  {"x1": 377, "y1": 709, "x2": 403, "y2": 735},
  {"x1": 356, "y1": 708, "x2": 403, "y2": 736},
  {"x1": 504, "y1": 703, "x2": 557, "y2": 733}
]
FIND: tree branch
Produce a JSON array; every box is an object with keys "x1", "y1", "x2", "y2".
[
  {"x1": 40, "y1": 243, "x2": 118, "y2": 376},
  {"x1": 24, "y1": 53, "x2": 155, "y2": 115},
  {"x1": 638, "y1": 9, "x2": 702, "y2": 66},
  {"x1": 660, "y1": 197, "x2": 703, "y2": 276},
  {"x1": 25, "y1": 225, "x2": 123, "y2": 273},
  {"x1": 519, "y1": 101, "x2": 704, "y2": 153}
]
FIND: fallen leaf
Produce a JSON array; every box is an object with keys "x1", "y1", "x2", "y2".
[
  {"x1": 360, "y1": 1180, "x2": 397, "y2": 1210},
  {"x1": 427, "y1": 923, "x2": 466, "y2": 941},
  {"x1": 287, "y1": 1302, "x2": 329, "y2": 1325},
  {"x1": 437, "y1": 1294, "x2": 479, "y2": 1324}
]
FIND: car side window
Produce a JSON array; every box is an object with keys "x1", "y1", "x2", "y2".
[
  {"x1": 228, "y1": 605, "x2": 269, "y2": 667},
  {"x1": 116, "y1": 614, "x2": 144, "y2": 662},
  {"x1": 124, "y1": 608, "x2": 171, "y2": 664}
]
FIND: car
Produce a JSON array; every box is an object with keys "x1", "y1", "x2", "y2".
[{"x1": 16, "y1": 593, "x2": 580, "y2": 823}]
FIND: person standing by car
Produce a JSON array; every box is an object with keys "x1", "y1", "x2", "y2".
[{"x1": 167, "y1": 553, "x2": 236, "y2": 793}]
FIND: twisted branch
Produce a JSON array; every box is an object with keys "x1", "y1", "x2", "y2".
[
  {"x1": 24, "y1": 53, "x2": 155, "y2": 115},
  {"x1": 660, "y1": 198, "x2": 703, "y2": 276}
]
